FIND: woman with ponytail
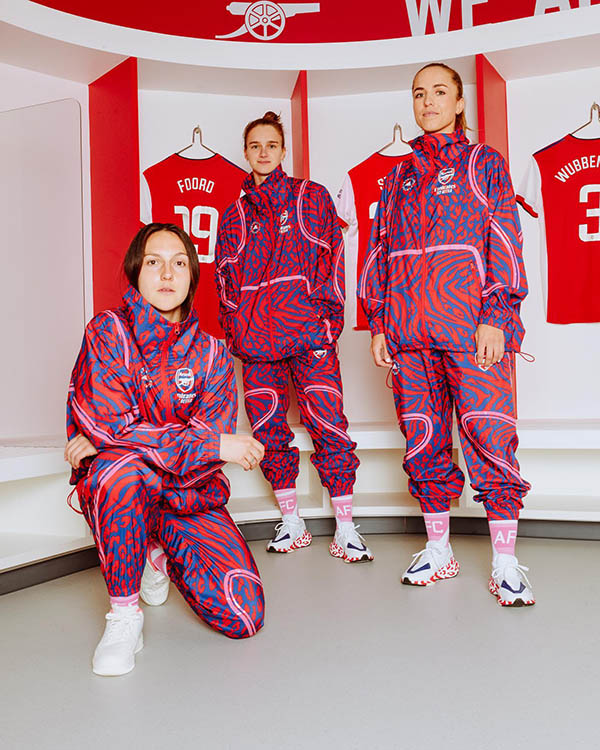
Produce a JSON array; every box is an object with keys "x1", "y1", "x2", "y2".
[
  {"x1": 359, "y1": 64, "x2": 535, "y2": 606},
  {"x1": 216, "y1": 112, "x2": 373, "y2": 563}
]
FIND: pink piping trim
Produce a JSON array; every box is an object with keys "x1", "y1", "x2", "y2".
[
  {"x1": 468, "y1": 145, "x2": 488, "y2": 207},
  {"x1": 223, "y1": 569, "x2": 263, "y2": 636},
  {"x1": 401, "y1": 413, "x2": 434, "y2": 460},
  {"x1": 105, "y1": 312, "x2": 131, "y2": 372},
  {"x1": 303, "y1": 385, "x2": 352, "y2": 443},
  {"x1": 461, "y1": 410, "x2": 523, "y2": 483},
  {"x1": 389, "y1": 244, "x2": 486, "y2": 286},
  {"x1": 296, "y1": 181, "x2": 332, "y2": 251},
  {"x1": 332, "y1": 239, "x2": 345, "y2": 306},
  {"x1": 240, "y1": 275, "x2": 311, "y2": 294},
  {"x1": 491, "y1": 219, "x2": 520, "y2": 288},
  {"x1": 245, "y1": 387, "x2": 278, "y2": 431}
]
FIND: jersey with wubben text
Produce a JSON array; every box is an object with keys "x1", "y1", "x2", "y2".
[{"x1": 517, "y1": 135, "x2": 600, "y2": 324}]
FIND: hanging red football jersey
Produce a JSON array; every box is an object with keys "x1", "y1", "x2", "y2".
[
  {"x1": 335, "y1": 151, "x2": 411, "y2": 329},
  {"x1": 141, "y1": 153, "x2": 246, "y2": 338},
  {"x1": 517, "y1": 135, "x2": 600, "y2": 324}
]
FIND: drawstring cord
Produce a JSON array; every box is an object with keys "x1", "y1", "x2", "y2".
[
  {"x1": 67, "y1": 485, "x2": 84, "y2": 515},
  {"x1": 516, "y1": 351, "x2": 536, "y2": 363}
]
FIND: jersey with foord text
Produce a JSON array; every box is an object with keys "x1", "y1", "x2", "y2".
[
  {"x1": 141, "y1": 153, "x2": 246, "y2": 338},
  {"x1": 517, "y1": 135, "x2": 600, "y2": 324},
  {"x1": 335, "y1": 152, "x2": 411, "y2": 329}
]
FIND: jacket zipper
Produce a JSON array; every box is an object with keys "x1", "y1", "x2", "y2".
[{"x1": 159, "y1": 324, "x2": 180, "y2": 423}]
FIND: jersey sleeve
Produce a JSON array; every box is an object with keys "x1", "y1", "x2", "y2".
[
  {"x1": 140, "y1": 172, "x2": 153, "y2": 225},
  {"x1": 357, "y1": 178, "x2": 389, "y2": 337},
  {"x1": 516, "y1": 156, "x2": 541, "y2": 218},
  {"x1": 479, "y1": 151, "x2": 528, "y2": 343},
  {"x1": 335, "y1": 174, "x2": 357, "y2": 229},
  {"x1": 66, "y1": 314, "x2": 226, "y2": 482}
]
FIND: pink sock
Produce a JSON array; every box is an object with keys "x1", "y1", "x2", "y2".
[
  {"x1": 489, "y1": 519, "x2": 518, "y2": 557},
  {"x1": 331, "y1": 495, "x2": 353, "y2": 525},
  {"x1": 110, "y1": 593, "x2": 139, "y2": 610},
  {"x1": 147, "y1": 539, "x2": 168, "y2": 576},
  {"x1": 274, "y1": 487, "x2": 298, "y2": 516},
  {"x1": 423, "y1": 512, "x2": 450, "y2": 547}
]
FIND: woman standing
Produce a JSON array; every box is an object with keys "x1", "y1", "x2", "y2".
[
  {"x1": 216, "y1": 112, "x2": 373, "y2": 563},
  {"x1": 359, "y1": 64, "x2": 534, "y2": 605},
  {"x1": 66, "y1": 223, "x2": 265, "y2": 676}
]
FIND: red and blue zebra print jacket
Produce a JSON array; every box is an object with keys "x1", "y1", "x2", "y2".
[
  {"x1": 359, "y1": 129, "x2": 528, "y2": 355},
  {"x1": 215, "y1": 165, "x2": 345, "y2": 362},
  {"x1": 66, "y1": 287, "x2": 236, "y2": 511}
]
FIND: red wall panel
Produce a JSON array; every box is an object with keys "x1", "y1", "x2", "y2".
[
  {"x1": 291, "y1": 70, "x2": 310, "y2": 179},
  {"x1": 476, "y1": 53, "x2": 509, "y2": 165},
  {"x1": 89, "y1": 57, "x2": 140, "y2": 314}
]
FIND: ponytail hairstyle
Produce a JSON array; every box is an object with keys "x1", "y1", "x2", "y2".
[
  {"x1": 243, "y1": 111, "x2": 285, "y2": 149},
  {"x1": 123, "y1": 223, "x2": 200, "y2": 320},
  {"x1": 413, "y1": 62, "x2": 468, "y2": 133}
]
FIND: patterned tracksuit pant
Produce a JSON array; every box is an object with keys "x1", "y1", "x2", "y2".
[
  {"x1": 242, "y1": 349, "x2": 359, "y2": 497},
  {"x1": 78, "y1": 448, "x2": 264, "y2": 639},
  {"x1": 391, "y1": 350, "x2": 530, "y2": 520}
]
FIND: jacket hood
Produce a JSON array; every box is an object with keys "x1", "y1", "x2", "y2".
[{"x1": 410, "y1": 129, "x2": 469, "y2": 174}]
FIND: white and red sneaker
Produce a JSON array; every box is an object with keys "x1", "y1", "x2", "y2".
[
  {"x1": 401, "y1": 541, "x2": 460, "y2": 586},
  {"x1": 266, "y1": 515, "x2": 312, "y2": 553},
  {"x1": 329, "y1": 522, "x2": 374, "y2": 563},
  {"x1": 489, "y1": 553, "x2": 536, "y2": 607}
]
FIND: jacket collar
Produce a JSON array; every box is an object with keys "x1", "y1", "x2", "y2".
[
  {"x1": 121, "y1": 286, "x2": 196, "y2": 359},
  {"x1": 409, "y1": 129, "x2": 469, "y2": 174},
  {"x1": 242, "y1": 165, "x2": 289, "y2": 212}
]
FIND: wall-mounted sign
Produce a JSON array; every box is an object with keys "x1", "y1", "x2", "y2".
[{"x1": 31, "y1": 1, "x2": 600, "y2": 43}]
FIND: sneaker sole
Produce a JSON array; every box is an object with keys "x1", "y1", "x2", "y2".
[
  {"x1": 329, "y1": 540, "x2": 374, "y2": 564},
  {"x1": 488, "y1": 577, "x2": 535, "y2": 607},
  {"x1": 92, "y1": 634, "x2": 144, "y2": 677},
  {"x1": 266, "y1": 530, "x2": 312, "y2": 554},
  {"x1": 402, "y1": 557, "x2": 460, "y2": 586},
  {"x1": 139, "y1": 586, "x2": 169, "y2": 607}
]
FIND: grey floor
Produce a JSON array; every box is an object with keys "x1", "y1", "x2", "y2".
[{"x1": 1, "y1": 533, "x2": 598, "y2": 750}]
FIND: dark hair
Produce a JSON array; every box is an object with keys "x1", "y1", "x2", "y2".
[
  {"x1": 123, "y1": 223, "x2": 200, "y2": 320},
  {"x1": 413, "y1": 62, "x2": 468, "y2": 132},
  {"x1": 243, "y1": 111, "x2": 285, "y2": 149}
]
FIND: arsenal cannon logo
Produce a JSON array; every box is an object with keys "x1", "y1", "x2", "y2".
[{"x1": 216, "y1": 2, "x2": 320, "y2": 41}]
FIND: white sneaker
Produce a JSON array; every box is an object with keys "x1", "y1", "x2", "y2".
[
  {"x1": 489, "y1": 553, "x2": 535, "y2": 607},
  {"x1": 329, "y1": 522, "x2": 374, "y2": 563},
  {"x1": 140, "y1": 558, "x2": 169, "y2": 606},
  {"x1": 266, "y1": 515, "x2": 312, "y2": 553},
  {"x1": 92, "y1": 606, "x2": 144, "y2": 676},
  {"x1": 401, "y1": 541, "x2": 460, "y2": 586}
]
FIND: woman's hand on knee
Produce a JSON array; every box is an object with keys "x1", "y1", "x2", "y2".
[
  {"x1": 64, "y1": 433, "x2": 98, "y2": 469},
  {"x1": 371, "y1": 333, "x2": 393, "y2": 368},
  {"x1": 220, "y1": 434, "x2": 265, "y2": 471},
  {"x1": 475, "y1": 324, "x2": 505, "y2": 369}
]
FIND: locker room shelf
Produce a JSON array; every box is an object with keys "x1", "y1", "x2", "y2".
[
  {"x1": 228, "y1": 493, "x2": 324, "y2": 524},
  {"x1": 0, "y1": 533, "x2": 94, "y2": 573},
  {"x1": 516, "y1": 420, "x2": 600, "y2": 450},
  {"x1": 0, "y1": 437, "x2": 67, "y2": 483}
]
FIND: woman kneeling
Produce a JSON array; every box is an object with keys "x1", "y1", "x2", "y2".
[{"x1": 65, "y1": 223, "x2": 265, "y2": 676}]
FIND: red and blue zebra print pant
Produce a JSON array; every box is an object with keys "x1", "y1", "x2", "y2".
[
  {"x1": 77, "y1": 448, "x2": 264, "y2": 639},
  {"x1": 390, "y1": 350, "x2": 530, "y2": 520},
  {"x1": 242, "y1": 349, "x2": 359, "y2": 497}
]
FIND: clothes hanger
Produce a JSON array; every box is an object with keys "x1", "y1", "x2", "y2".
[
  {"x1": 571, "y1": 102, "x2": 600, "y2": 139},
  {"x1": 378, "y1": 123, "x2": 412, "y2": 156},
  {"x1": 177, "y1": 126, "x2": 217, "y2": 158}
]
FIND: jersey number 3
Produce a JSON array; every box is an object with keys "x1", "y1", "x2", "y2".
[
  {"x1": 174, "y1": 205, "x2": 219, "y2": 262},
  {"x1": 579, "y1": 185, "x2": 600, "y2": 242}
]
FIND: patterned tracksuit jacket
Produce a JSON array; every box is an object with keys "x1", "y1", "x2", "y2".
[
  {"x1": 66, "y1": 287, "x2": 264, "y2": 638},
  {"x1": 359, "y1": 130, "x2": 531, "y2": 519},
  {"x1": 215, "y1": 166, "x2": 359, "y2": 497}
]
